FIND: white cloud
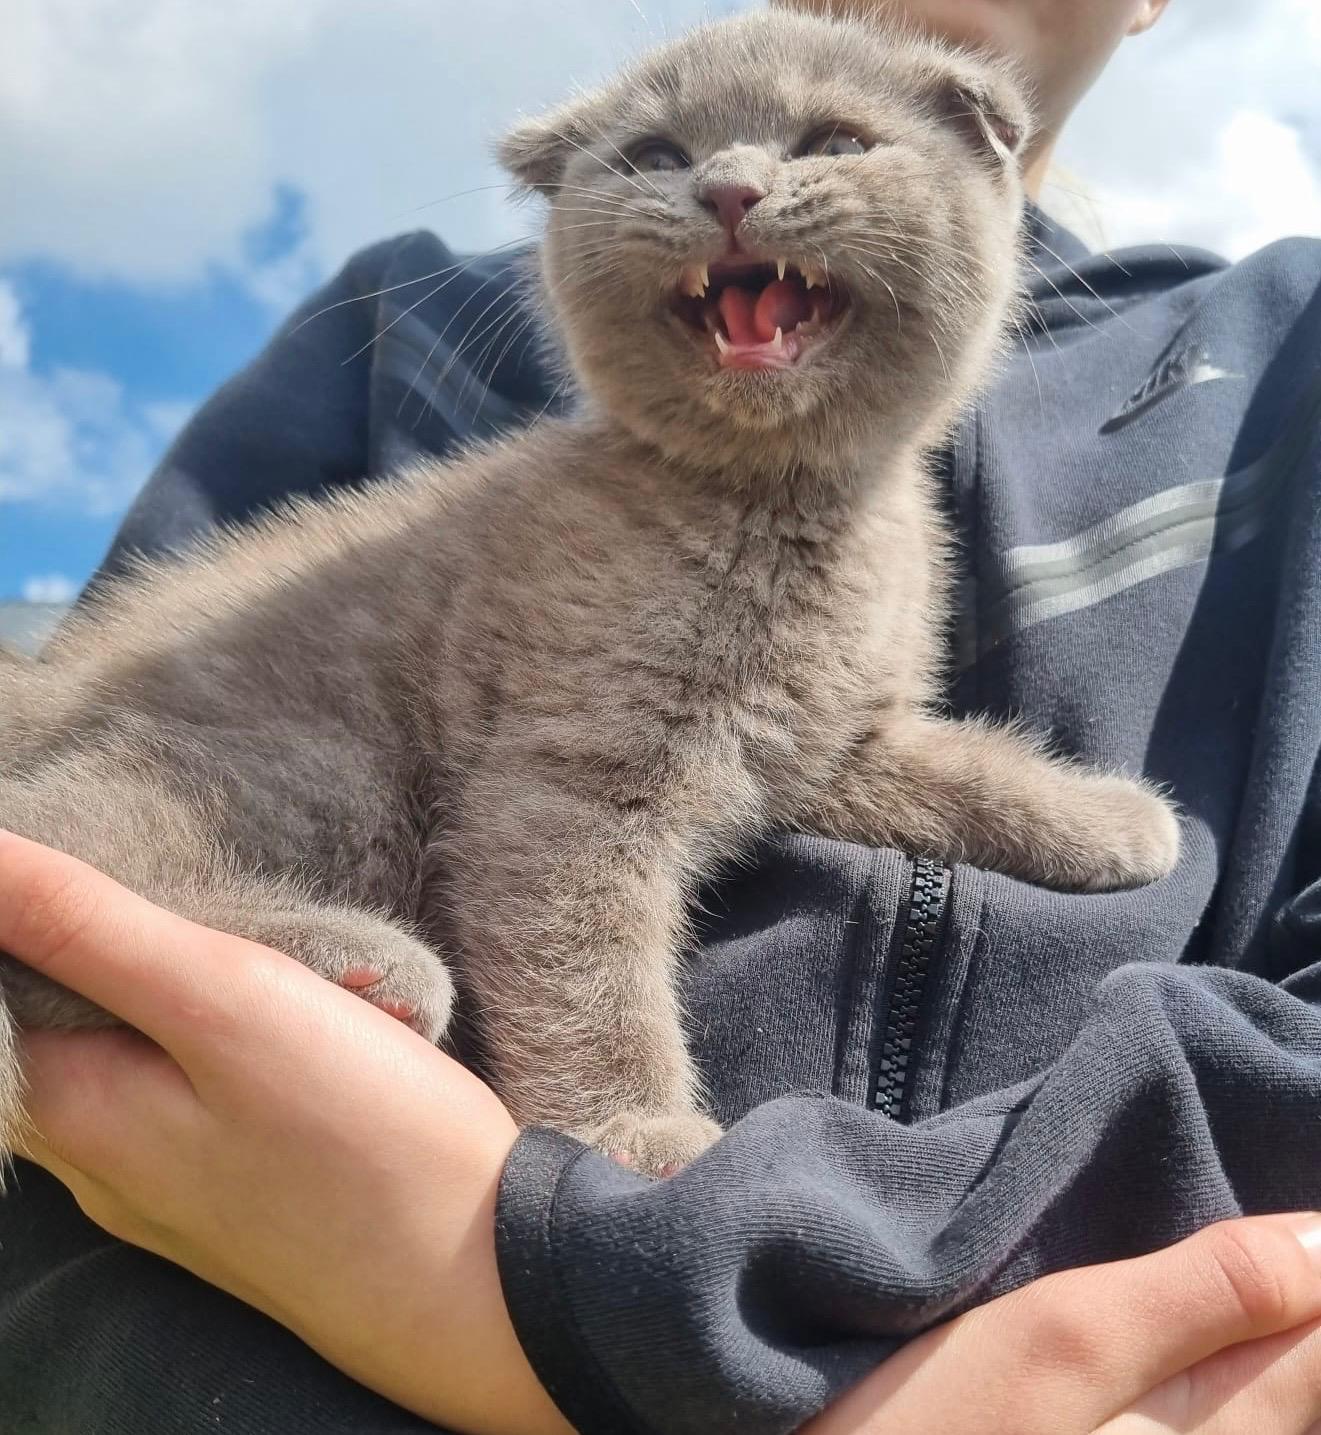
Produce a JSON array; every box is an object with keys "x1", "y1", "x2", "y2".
[
  {"x1": 0, "y1": 284, "x2": 178, "y2": 515},
  {"x1": 0, "y1": 0, "x2": 720, "y2": 300},
  {"x1": 1058, "y1": 0, "x2": 1321, "y2": 257},
  {"x1": 0, "y1": 281, "x2": 31, "y2": 369},
  {"x1": 21, "y1": 572, "x2": 77, "y2": 604},
  {"x1": 1073, "y1": 111, "x2": 1321, "y2": 264},
  {"x1": 0, "y1": 0, "x2": 1316, "y2": 299}
]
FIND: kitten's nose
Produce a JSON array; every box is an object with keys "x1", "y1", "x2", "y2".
[{"x1": 698, "y1": 182, "x2": 766, "y2": 236}]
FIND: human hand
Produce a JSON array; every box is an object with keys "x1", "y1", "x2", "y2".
[
  {"x1": 0, "y1": 831, "x2": 573, "y2": 1435},
  {"x1": 802, "y1": 1212, "x2": 1321, "y2": 1434}
]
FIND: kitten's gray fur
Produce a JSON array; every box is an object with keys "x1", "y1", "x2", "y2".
[{"x1": 0, "y1": 9, "x2": 1178, "y2": 1176}]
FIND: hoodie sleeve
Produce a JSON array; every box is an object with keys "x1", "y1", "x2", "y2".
[
  {"x1": 495, "y1": 950, "x2": 1321, "y2": 1435},
  {"x1": 83, "y1": 230, "x2": 489, "y2": 592}
]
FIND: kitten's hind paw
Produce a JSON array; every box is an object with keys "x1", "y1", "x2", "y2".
[{"x1": 583, "y1": 1109, "x2": 722, "y2": 1178}]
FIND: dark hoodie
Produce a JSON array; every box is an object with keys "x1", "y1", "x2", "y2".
[{"x1": 3, "y1": 208, "x2": 1321, "y2": 1434}]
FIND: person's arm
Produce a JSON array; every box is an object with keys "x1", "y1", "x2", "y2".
[
  {"x1": 10, "y1": 831, "x2": 1321, "y2": 1435},
  {"x1": 488, "y1": 849, "x2": 1321, "y2": 1435},
  {"x1": 802, "y1": 1213, "x2": 1321, "y2": 1435},
  {"x1": 0, "y1": 834, "x2": 566, "y2": 1435},
  {"x1": 0, "y1": 232, "x2": 526, "y2": 1435}
]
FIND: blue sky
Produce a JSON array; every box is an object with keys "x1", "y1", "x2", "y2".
[
  {"x1": 2, "y1": 0, "x2": 1318, "y2": 602},
  {"x1": 0, "y1": 196, "x2": 305, "y2": 598}
]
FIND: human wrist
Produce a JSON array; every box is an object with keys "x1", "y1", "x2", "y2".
[
  {"x1": 277, "y1": 1075, "x2": 573, "y2": 1435},
  {"x1": 418, "y1": 1105, "x2": 574, "y2": 1435}
]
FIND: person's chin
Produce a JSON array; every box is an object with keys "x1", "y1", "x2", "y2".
[{"x1": 883, "y1": 0, "x2": 1031, "y2": 64}]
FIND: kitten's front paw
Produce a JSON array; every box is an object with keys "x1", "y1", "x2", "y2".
[
  {"x1": 582, "y1": 1109, "x2": 722, "y2": 1178},
  {"x1": 335, "y1": 956, "x2": 454, "y2": 1042},
  {"x1": 1068, "y1": 776, "x2": 1181, "y2": 892}
]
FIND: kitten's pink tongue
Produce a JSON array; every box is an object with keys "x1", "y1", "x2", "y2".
[{"x1": 717, "y1": 281, "x2": 813, "y2": 344}]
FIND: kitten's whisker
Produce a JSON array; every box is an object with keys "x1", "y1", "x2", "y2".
[
  {"x1": 1024, "y1": 259, "x2": 1111, "y2": 338},
  {"x1": 473, "y1": 310, "x2": 543, "y2": 416},
  {"x1": 838, "y1": 242, "x2": 975, "y2": 315},
  {"x1": 423, "y1": 263, "x2": 581, "y2": 427},
  {"x1": 529, "y1": 373, "x2": 573, "y2": 426},
  {"x1": 398, "y1": 181, "x2": 521, "y2": 219},
  {"x1": 1020, "y1": 295, "x2": 1064, "y2": 356},
  {"x1": 296, "y1": 236, "x2": 531, "y2": 337},
  {"x1": 555, "y1": 206, "x2": 665, "y2": 227},
  {"x1": 850, "y1": 258, "x2": 904, "y2": 332},
  {"x1": 926, "y1": 324, "x2": 951, "y2": 381},
  {"x1": 583, "y1": 114, "x2": 666, "y2": 200},
  {"x1": 543, "y1": 125, "x2": 655, "y2": 199},
  {"x1": 412, "y1": 278, "x2": 529, "y2": 424},
  {"x1": 553, "y1": 196, "x2": 675, "y2": 226},
  {"x1": 853, "y1": 229, "x2": 975, "y2": 264},
  {"x1": 1010, "y1": 311, "x2": 1045, "y2": 418},
  {"x1": 343, "y1": 267, "x2": 493, "y2": 368},
  {"x1": 551, "y1": 184, "x2": 665, "y2": 216},
  {"x1": 549, "y1": 220, "x2": 650, "y2": 236},
  {"x1": 454, "y1": 295, "x2": 535, "y2": 416},
  {"x1": 1032, "y1": 238, "x2": 1144, "y2": 336},
  {"x1": 397, "y1": 273, "x2": 523, "y2": 422}
]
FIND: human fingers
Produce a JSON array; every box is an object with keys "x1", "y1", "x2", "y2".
[
  {"x1": 803, "y1": 1214, "x2": 1321, "y2": 1435},
  {"x1": 15, "y1": 1024, "x2": 197, "y2": 1183},
  {"x1": 1104, "y1": 1314, "x2": 1321, "y2": 1433},
  {"x1": 944, "y1": 1214, "x2": 1321, "y2": 1432},
  {"x1": 0, "y1": 830, "x2": 337, "y2": 1065}
]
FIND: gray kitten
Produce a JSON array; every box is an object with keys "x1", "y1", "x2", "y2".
[{"x1": 0, "y1": 9, "x2": 1178, "y2": 1177}]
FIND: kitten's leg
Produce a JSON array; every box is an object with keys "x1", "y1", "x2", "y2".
[
  {"x1": 443, "y1": 766, "x2": 720, "y2": 1177},
  {"x1": 0, "y1": 886, "x2": 454, "y2": 1042},
  {"x1": 0, "y1": 762, "x2": 453, "y2": 1159},
  {"x1": 798, "y1": 714, "x2": 1179, "y2": 892}
]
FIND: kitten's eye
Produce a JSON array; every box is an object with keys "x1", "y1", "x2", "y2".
[
  {"x1": 798, "y1": 127, "x2": 870, "y2": 158},
  {"x1": 628, "y1": 139, "x2": 690, "y2": 174}
]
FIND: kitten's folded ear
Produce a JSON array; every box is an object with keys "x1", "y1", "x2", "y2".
[
  {"x1": 932, "y1": 68, "x2": 1034, "y2": 171},
  {"x1": 497, "y1": 99, "x2": 598, "y2": 195}
]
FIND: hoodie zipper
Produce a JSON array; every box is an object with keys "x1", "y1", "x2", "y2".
[{"x1": 872, "y1": 856, "x2": 951, "y2": 1121}]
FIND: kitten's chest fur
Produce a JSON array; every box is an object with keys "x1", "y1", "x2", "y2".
[
  {"x1": 650, "y1": 511, "x2": 893, "y2": 790},
  {"x1": 431, "y1": 432, "x2": 941, "y2": 829}
]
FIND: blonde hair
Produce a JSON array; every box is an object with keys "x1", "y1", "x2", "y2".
[{"x1": 1036, "y1": 163, "x2": 1109, "y2": 250}]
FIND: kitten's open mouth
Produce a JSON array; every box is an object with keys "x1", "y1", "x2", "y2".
[{"x1": 670, "y1": 256, "x2": 847, "y2": 371}]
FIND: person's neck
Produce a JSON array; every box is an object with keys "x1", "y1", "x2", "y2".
[{"x1": 1021, "y1": 136, "x2": 1058, "y2": 202}]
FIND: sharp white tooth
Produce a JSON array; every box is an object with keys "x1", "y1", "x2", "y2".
[
  {"x1": 803, "y1": 263, "x2": 827, "y2": 290},
  {"x1": 681, "y1": 263, "x2": 710, "y2": 299},
  {"x1": 714, "y1": 330, "x2": 732, "y2": 355},
  {"x1": 771, "y1": 326, "x2": 785, "y2": 351},
  {"x1": 699, "y1": 263, "x2": 710, "y2": 294},
  {"x1": 776, "y1": 257, "x2": 787, "y2": 282}
]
